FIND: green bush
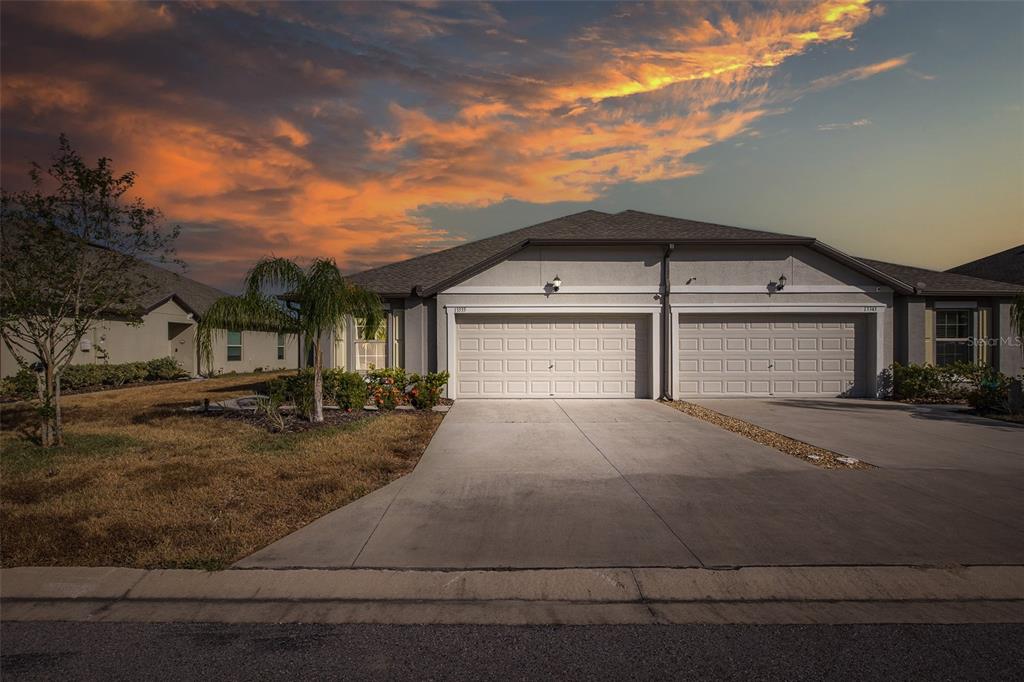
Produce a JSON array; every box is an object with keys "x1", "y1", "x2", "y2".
[
  {"x1": 1, "y1": 356, "x2": 187, "y2": 400},
  {"x1": 408, "y1": 371, "x2": 450, "y2": 409},
  {"x1": 966, "y1": 369, "x2": 1013, "y2": 414},
  {"x1": 146, "y1": 356, "x2": 188, "y2": 380},
  {"x1": 266, "y1": 369, "x2": 315, "y2": 419},
  {"x1": 1, "y1": 369, "x2": 38, "y2": 400},
  {"x1": 889, "y1": 362, "x2": 1015, "y2": 410},
  {"x1": 890, "y1": 362, "x2": 989, "y2": 402},
  {"x1": 327, "y1": 370, "x2": 369, "y2": 411},
  {"x1": 366, "y1": 367, "x2": 408, "y2": 410}
]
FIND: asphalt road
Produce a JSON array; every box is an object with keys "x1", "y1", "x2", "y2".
[{"x1": 3, "y1": 622, "x2": 1022, "y2": 680}]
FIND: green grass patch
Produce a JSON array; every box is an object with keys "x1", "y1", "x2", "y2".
[{"x1": 1, "y1": 433, "x2": 141, "y2": 472}]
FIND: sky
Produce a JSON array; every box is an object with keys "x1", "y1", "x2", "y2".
[{"x1": 2, "y1": 0, "x2": 1021, "y2": 292}]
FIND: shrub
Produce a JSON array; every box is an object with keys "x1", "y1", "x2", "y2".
[
  {"x1": 1, "y1": 369, "x2": 37, "y2": 400},
  {"x1": 1, "y1": 356, "x2": 187, "y2": 401},
  {"x1": 366, "y1": 366, "x2": 408, "y2": 410},
  {"x1": 266, "y1": 369, "x2": 315, "y2": 419},
  {"x1": 408, "y1": 371, "x2": 450, "y2": 410},
  {"x1": 966, "y1": 369, "x2": 1013, "y2": 414},
  {"x1": 328, "y1": 370, "x2": 369, "y2": 411},
  {"x1": 146, "y1": 357, "x2": 187, "y2": 380},
  {"x1": 889, "y1": 362, "x2": 989, "y2": 403}
]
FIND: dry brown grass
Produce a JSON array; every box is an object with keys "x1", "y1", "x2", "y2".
[{"x1": 0, "y1": 373, "x2": 443, "y2": 568}]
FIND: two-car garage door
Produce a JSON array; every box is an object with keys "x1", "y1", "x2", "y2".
[
  {"x1": 452, "y1": 312, "x2": 866, "y2": 399},
  {"x1": 678, "y1": 314, "x2": 866, "y2": 397},
  {"x1": 456, "y1": 315, "x2": 649, "y2": 398}
]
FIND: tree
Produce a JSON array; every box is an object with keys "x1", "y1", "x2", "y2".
[
  {"x1": 197, "y1": 257, "x2": 383, "y2": 422},
  {"x1": 0, "y1": 135, "x2": 179, "y2": 447}
]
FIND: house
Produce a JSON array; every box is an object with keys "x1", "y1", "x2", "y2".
[
  {"x1": 947, "y1": 244, "x2": 1024, "y2": 286},
  {"x1": 0, "y1": 257, "x2": 300, "y2": 378},
  {"x1": 331, "y1": 210, "x2": 1023, "y2": 399}
]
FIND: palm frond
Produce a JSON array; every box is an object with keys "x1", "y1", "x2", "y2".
[
  {"x1": 1012, "y1": 293, "x2": 1024, "y2": 339},
  {"x1": 196, "y1": 293, "x2": 297, "y2": 373},
  {"x1": 244, "y1": 257, "x2": 306, "y2": 298}
]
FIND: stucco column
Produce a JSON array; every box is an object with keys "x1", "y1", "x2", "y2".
[{"x1": 900, "y1": 297, "x2": 926, "y2": 366}]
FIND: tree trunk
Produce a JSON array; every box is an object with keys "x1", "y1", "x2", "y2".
[
  {"x1": 312, "y1": 340, "x2": 324, "y2": 423},
  {"x1": 36, "y1": 364, "x2": 62, "y2": 447}
]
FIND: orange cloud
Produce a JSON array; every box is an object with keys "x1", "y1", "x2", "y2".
[{"x1": 1, "y1": 0, "x2": 901, "y2": 287}]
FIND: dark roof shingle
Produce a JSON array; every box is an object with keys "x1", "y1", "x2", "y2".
[
  {"x1": 859, "y1": 258, "x2": 1024, "y2": 295},
  {"x1": 348, "y1": 210, "x2": 809, "y2": 295},
  {"x1": 946, "y1": 244, "x2": 1024, "y2": 286},
  {"x1": 347, "y1": 210, "x2": 1023, "y2": 297}
]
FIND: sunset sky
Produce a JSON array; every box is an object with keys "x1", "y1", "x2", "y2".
[{"x1": 2, "y1": 1, "x2": 1021, "y2": 291}]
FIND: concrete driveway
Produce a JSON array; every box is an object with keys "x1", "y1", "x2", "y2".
[{"x1": 239, "y1": 399, "x2": 1024, "y2": 570}]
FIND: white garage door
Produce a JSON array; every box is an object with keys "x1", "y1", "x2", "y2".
[
  {"x1": 678, "y1": 314, "x2": 866, "y2": 397},
  {"x1": 456, "y1": 314, "x2": 649, "y2": 398}
]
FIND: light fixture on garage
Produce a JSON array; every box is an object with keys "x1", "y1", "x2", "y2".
[
  {"x1": 549, "y1": 275, "x2": 562, "y2": 292},
  {"x1": 776, "y1": 274, "x2": 787, "y2": 291}
]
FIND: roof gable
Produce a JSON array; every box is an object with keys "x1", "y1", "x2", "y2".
[{"x1": 348, "y1": 210, "x2": 815, "y2": 296}]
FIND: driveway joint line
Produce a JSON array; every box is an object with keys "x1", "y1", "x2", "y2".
[
  {"x1": 554, "y1": 400, "x2": 707, "y2": 569},
  {"x1": 349, "y1": 477, "x2": 412, "y2": 568}
]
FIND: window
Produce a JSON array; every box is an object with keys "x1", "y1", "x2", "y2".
[
  {"x1": 935, "y1": 310, "x2": 973, "y2": 366},
  {"x1": 355, "y1": 317, "x2": 386, "y2": 371},
  {"x1": 226, "y1": 330, "x2": 242, "y2": 362},
  {"x1": 277, "y1": 333, "x2": 286, "y2": 361}
]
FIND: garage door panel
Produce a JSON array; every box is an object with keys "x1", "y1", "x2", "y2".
[
  {"x1": 457, "y1": 314, "x2": 648, "y2": 398},
  {"x1": 679, "y1": 314, "x2": 865, "y2": 398}
]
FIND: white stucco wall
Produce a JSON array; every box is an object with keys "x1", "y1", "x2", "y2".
[{"x1": 430, "y1": 244, "x2": 895, "y2": 393}]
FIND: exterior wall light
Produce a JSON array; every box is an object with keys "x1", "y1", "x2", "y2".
[
  {"x1": 776, "y1": 274, "x2": 787, "y2": 291},
  {"x1": 550, "y1": 275, "x2": 562, "y2": 292}
]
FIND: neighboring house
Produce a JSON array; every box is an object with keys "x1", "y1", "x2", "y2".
[
  {"x1": 0, "y1": 258, "x2": 300, "y2": 378},
  {"x1": 332, "y1": 210, "x2": 1023, "y2": 399},
  {"x1": 947, "y1": 244, "x2": 1024, "y2": 286}
]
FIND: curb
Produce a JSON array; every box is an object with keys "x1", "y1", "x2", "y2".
[{"x1": 3, "y1": 566, "x2": 1023, "y2": 625}]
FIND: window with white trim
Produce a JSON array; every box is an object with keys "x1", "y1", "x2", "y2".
[
  {"x1": 934, "y1": 310, "x2": 973, "y2": 366},
  {"x1": 226, "y1": 330, "x2": 243, "y2": 362},
  {"x1": 355, "y1": 317, "x2": 386, "y2": 371},
  {"x1": 276, "y1": 333, "x2": 286, "y2": 361}
]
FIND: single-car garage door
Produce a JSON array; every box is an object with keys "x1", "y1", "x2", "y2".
[
  {"x1": 678, "y1": 314, "x2": 866, "y2": 397},
  {"x1": 456, "y1": 314, "x2": 649, "y2": 398}
]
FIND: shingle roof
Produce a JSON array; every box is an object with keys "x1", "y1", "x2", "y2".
[
  {"x1": 946, "y1": 244, "x2": 1024, "y2": 286},
  {"x1": 348, "y1": 210, "x2": 811, "y2": 296},
  {"x1": 348, "y1": 209, "x2": 1023, "y2": 298},
  {"x1": 858, "y1": 259, "x2": 1024, "y2": 295},
  {"x1": 130, "y1": 258, "x2": 229, "y2": 317}
]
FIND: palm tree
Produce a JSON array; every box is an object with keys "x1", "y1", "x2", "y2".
[{"x1": 197, "y1": 257, "x2": 383, "y2": 422}]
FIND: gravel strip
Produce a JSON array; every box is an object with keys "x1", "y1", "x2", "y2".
[{"x1": 666, "y1": 401, "x2": 872, "y2": 470}]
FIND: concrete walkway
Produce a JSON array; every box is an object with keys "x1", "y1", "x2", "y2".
[
  {"x1": 239, "y1": 399, "x2": 1024, "y2": 570},
  {"x1": 4, "y1": 566, "x2": 1023, "y2": 625}
]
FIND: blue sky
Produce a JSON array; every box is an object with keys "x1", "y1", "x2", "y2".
[{"x1": 2, "y1": 1, "x2": 1021, "y2": 290}]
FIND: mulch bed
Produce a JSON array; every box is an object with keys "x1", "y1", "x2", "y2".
[
  {"x1": 206, "y1": 408, "x2": 376, "y2": 433},
  {"x1": 198, "y1": 403, "x2": 451, "y2": 434},
  {"x1": 666, "y1": 400, "x2": 871, "y2": 470}
]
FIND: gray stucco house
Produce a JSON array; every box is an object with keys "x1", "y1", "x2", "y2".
[
  {"x1": 1, "y1": 256, "x2": 300, "y2": 378},
  {"x1": 332, "y1": 210, "x2": 1022, "y2": 399}
]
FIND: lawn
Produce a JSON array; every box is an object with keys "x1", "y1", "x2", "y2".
[{"x1": 0, "y1": 372, "x2": 444, "y2": 569}]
